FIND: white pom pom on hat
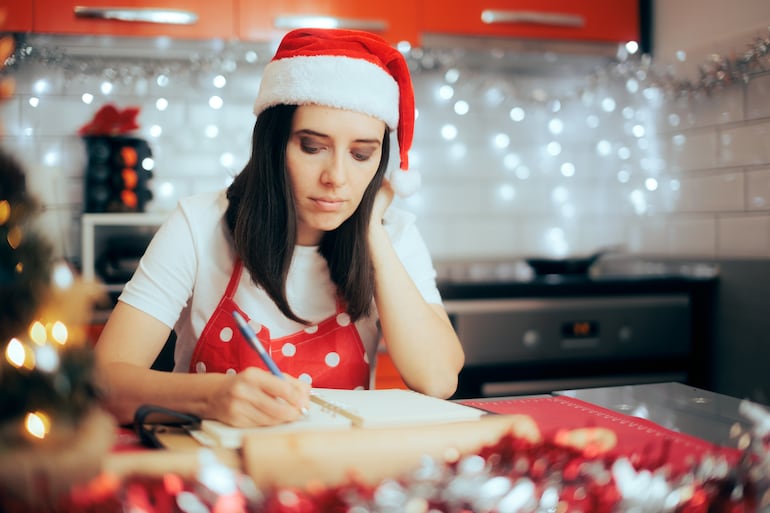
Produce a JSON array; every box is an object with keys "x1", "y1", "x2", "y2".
[{"x1": 253, "y1": 27, "x2": 419, "y2": 197}]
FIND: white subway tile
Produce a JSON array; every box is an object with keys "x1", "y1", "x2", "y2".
[
  {"x1": 747, "y1": 168, "x2": 770, "y2": 210},
  {"x1": 747, "y1": 74, "x2": 770, "y2": 120},
  {"x1": 664, "y1": 128, "x2": 720, "y2": 171},
  {"x1": 673, "y1": 171, "x2": 744, "y2": 212},
  {"x1": 667, "y1": 216, "x2": 717, "y2": 257},
  {"x1": 718, "y1": 214, "x2": 770, "y2": 257},
  {"x1": 719, "y1": 120, "x2": 770, "y2": 166}
]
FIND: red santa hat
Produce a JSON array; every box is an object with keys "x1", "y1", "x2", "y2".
[{"x1": 253, "y1": 28, "x2": 420, "y2": 197}]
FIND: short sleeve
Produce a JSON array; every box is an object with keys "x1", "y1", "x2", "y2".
[
  {"x1": 118, "y1": 204, "x2": 198, "y2": 329},
  {"x1": 383, "y1": 207, "x2": 442, "y2": 306}
]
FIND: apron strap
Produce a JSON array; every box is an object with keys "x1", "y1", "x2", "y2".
[{"x1": 223, "y1": 259, "x2": 244, "y2": 300}]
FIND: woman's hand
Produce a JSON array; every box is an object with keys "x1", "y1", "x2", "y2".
[
  {"x1": 369, "y1": 178, "x2": 394, "y2": 234},
  {"x1": 207, "y1": 368, "x2": 311, "y2": 428}
]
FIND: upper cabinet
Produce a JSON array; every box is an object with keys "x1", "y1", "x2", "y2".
[
  {"x1": 10, "y1": 0, "x2": 641, "y2": 47},
  {"x1": 32, "y1": 0, "x2": 236, "y2": 40},
  {"x1": 418, "y1": 0, "x2": 639, "y2": 45},
  {"x1": 237, "y1": 0, "x2": 419, "y2": 46},
  {"x1": 0, "y1": 0, "x2": 33, "y2": 32}
]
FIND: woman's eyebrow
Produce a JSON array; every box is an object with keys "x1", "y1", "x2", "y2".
[{"x1": 295, "y1": 128, "x2": 381, "y2": 145}]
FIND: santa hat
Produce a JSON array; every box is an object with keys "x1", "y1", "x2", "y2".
[{"x1": 253, "y1": 28, "x2": 420, "y2": 197}]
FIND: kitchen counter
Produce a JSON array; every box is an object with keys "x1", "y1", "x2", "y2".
[{"x1": 553, "y1": 381, "x2": 750, "y2": 447}]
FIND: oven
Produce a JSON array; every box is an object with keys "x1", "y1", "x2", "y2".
[{"x1": 438, "y1": 259, "x2": 718, "y2": 399}]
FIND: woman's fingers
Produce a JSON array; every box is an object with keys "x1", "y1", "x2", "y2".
[{"x1": 214, "y1": 368, "x2": 310, "y2": 427}]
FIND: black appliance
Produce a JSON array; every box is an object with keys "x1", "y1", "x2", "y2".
[{"x1": 438, "y1": 258, "x2": 718, "y2": 399}]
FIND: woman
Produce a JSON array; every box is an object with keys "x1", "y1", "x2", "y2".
[{"x1": 94, "y1": 28, "x2": 465, "y2": 428}]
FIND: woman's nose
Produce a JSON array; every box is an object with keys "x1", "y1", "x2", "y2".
[{"x1": 320, "y1": 153, "x2": 346, "y2": 187}]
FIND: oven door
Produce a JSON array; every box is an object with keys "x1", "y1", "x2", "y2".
[{"x1": 447, "y1": 294, "x2": 691, "y2": 398}]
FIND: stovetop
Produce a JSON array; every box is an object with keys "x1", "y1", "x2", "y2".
[
  {"x1": 435, "y1": 257, "x2": 720, "y2": 300},
  {"x1": 435, "y1": 256, "x2": 720, "y2": 284}
]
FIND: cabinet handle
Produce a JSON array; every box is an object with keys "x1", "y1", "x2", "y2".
[
  {"x1": 481, "y1": 10, "x2": 584, "y2": 28},
  {"x1": 74, "y1": 6, "x2": 199, "y2": 25},
  {"x1": 273, "y1": 15, "x2": 387, "y2": 33}
]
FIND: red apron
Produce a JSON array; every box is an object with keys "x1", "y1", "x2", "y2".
[{"x1": 188, "y1": 260, "x2": 370, "y2": 389}]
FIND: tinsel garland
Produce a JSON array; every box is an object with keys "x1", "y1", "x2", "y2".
[
  {"x1": 3, "y1": 28, "x2": 770, "y2": 104},
  {"x1": 43, "y1": 422, "x2": 767, "y2": 513}
]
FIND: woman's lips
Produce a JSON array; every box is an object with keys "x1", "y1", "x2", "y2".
[{"x1": 312, "y1": 197, "x2": 345, "y2": 212}]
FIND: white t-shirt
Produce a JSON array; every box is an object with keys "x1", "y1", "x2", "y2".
[{"x1": 119, "y1": 190, "x2": 443, "y2": 373}]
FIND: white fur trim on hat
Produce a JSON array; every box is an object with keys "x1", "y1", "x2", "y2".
[{"x1": 253, "y1": 55, "x2": 399, "y2": 129}]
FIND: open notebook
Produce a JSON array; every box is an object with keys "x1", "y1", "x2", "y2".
[{"x1": 197, "y1": 388, "x2": 486, "y2": 449}]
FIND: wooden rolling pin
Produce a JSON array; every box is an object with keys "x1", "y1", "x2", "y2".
[{"x1": 242, "y1": 414, "x2": 541, "y2": 488}]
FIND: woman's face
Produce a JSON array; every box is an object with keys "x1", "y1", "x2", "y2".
[{"x1": 286, "y1": 104, "x2": 386, "y2": 246}]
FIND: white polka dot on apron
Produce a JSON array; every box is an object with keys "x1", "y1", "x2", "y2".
[
  {"x1": 353, "y1": 385, "x2": 365, "y2": 390},
  {"x1": 195, "y1": 361, "x2": 206, "y2": 373},
  {"x1": 325, "y1": 352, "x2": 341, "y2": 367},
  {"x1": 219, "y1": 326, "x2": 233, "y2": 342},
  {"x1": 363, "y1": 352, "x2": 369, "y2": 364},
  {"x1": 336, "y1": 313, "x2": 351, "y2": 326},
  {"x1": 304, "y1": 325, "x2": 319, "y2": 334},
  {"x1": 281, "y1": 343, "x2": 296, "y2": 357},
  {"x1": 249, "y1": 321, "x2": 263, "y2": 333},
  {"x1": 298, "y1": 373, "x2": 312, "y2": 385},
  {"x1": 226, "y1": 368, "x2": 236, "y2": 375}
]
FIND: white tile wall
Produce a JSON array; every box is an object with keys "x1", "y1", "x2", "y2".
[{"x1": 2, "y1": 37, "x2": 770, "y2": 265}]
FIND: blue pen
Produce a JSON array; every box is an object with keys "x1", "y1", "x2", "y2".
[
  {"x1": 232, "y1": 310, "x2": 309, "y2": 416},
  {"x1": 232, "y1": 310, "x2": 283, "y2": 376}
]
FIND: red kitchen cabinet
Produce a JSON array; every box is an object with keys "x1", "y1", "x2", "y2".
[
  {"x1": 32, "y1": 0, "x2": 236, "y2": 40},
  {"x1": 237, "y1": 0, "x2": 419, "y2": 46},
  {"x1": 418, "y1": 0, "x2": 639, "y2": 44},
  {"x1": 0, "y1": 0, "x2": 33, "y2": 32}
]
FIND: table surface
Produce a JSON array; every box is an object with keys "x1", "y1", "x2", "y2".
[
  {"x1": 147, "y1": 381, "x2": 755, "y2": 454},
  {"x1": 552, "y1": 381, "x2": 751, "y2": 447}
]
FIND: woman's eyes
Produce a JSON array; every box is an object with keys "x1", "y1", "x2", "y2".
[
  {"x1": 351, "y1": 150, "x2": 374, "y2": 162},
  {"x1": 300, "y1": 141, "x2": 323, "y2": 154},
  {"x1": 299, "y1": 138, "x2": 374, "y2": 161}
]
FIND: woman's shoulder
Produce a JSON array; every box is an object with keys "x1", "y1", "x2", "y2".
[{"x1": 177, "y1": 189, "x2": 228, "y2": 216}]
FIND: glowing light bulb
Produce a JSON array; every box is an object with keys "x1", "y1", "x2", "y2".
[
  {"x1": 25, "y1": 411, "x2": 51, "y2": 439},
  {"x1": 548, "y1": 118, "x2": 564, "y2": 135},
  {"x1": 509, "y1": 107, "x2": 525, "y2": 122},
  {"x1": 6, "y1": 338, "x2": 26, "y2": 367},
  {"x1": 454, "y1": 100, "x2": 469, "y2": 116},
  {"x1": 438, "y1": 85, "x2": 454, "y2": 100},
  {"x1": 205, "y1": 125, "x2": 219, "y2": 138},
  {"x1": 444, "y1": 68, "x2": 460, "y2": 84},
  {"x1": 51, "y1": 321, "x2": 68, "y2": 344},
  {"x1": 220, "y1": 152, "x2": 235, "y2": 168},
  {"x1": 0, "y1": 200, "x2": 8, "y2": 223},
  {"x1": 52, "y1": 261, "x2": 74, "y2": 289},
  {"x1": 493, "y1": 133, "x2": 510, "y2": 149},
  {"x1": 441, "y1": 124, "x2": 458, "y2": 141},
  {"x1": 498, "y1": 184, "x2": 515, "y2": 201},
  {"x1": 30, "y1": 321, "x2": 47, "y2": 345}
]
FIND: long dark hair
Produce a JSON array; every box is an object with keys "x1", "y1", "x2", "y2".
[{"x1": 225, "y1": 104, "x2": 390, "y2": 323}]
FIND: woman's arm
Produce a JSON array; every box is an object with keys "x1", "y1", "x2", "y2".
[
  {"x1": 94, "y1": 302, "x2": 310, "y2": 425},
  {"x1": 368, "y1": 182, "x2": 465, "y2": 398}
]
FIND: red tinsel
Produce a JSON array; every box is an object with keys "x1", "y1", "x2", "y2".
[
  {"x1": 78, "y1": 103, "x2": 141, "y2": 136},
  {"x1": 39, "y1": 430, "x2": 758, "y2": 513}
]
